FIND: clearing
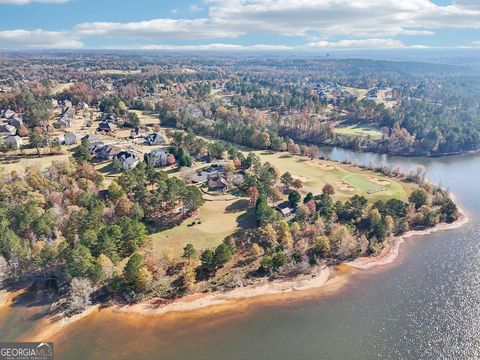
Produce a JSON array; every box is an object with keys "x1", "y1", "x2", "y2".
[
  {"x1": 150, "y1": 197, "x2": 255, "y2": 257},
  {"x1": 334, "y1": 124, "x2": 383, "y2": 139}
]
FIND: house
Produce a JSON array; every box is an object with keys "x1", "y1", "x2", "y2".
[
  {"x1": 144, "y1": 148, "x2": 169, "y2": 168},
  {"x1": 97, "y1": 121, "x2": 117, "y2": 132},
  {"x1": 81, "y1": 134, "x2": 103, "y2": 146},
  {"x1": 145, "y1": 133, "x2": 166, "y2": 146},
  {"x1": 0, "y1": 124, "x2": 17, "y2": 136},
  {"x1": 8, "y1": 115, "x2": 23, "y2": 129},
  {"x1": 130, "y1": 127, "x2": 146, "y2": 139},
  {"x1": 114, "y1": 151, "x2": 140, "y2": 171},
  {"x1": 3, "y1": 135, "x2": 23, "y2": 149},
  {"x1": 104, "y1": 114, "x2": 117, "y2": 124},
  {"x1": 64, "y1": 132, "x2": 78, "y2": 145},
  {"x1": 92, "y1": 144, "x2": 121, "y2": 161},
  {"x1": 54, "y1": 114, "x2": 73, "y2": 129},
  {"x1": 207, "y1": 174, "x2": 229, "y2": 192},
  {"x1": 275, "y1": 201, "x2": 296, "y2": 220},
  {"x1": 1, "y1": 109, "x2": 15, "y2": 119}
]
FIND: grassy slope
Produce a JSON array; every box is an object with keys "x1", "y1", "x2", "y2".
[
  {"x1": 150, "y1": 198, "x2": 255, "y2": 257},
  {"x1": 333, "y1": 124, "x2": 383, "y2": 139}
]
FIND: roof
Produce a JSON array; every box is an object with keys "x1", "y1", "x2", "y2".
[
  {"x1": 98, "y1": 122, "x2": 117, "y2": 131},
  {"x1": 275, "y1": 201, "x2": 295, "y2": 216}
]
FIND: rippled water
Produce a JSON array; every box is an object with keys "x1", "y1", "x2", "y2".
[{"x1": 2, "y1": 148, "x2": 480, "y2": 360}]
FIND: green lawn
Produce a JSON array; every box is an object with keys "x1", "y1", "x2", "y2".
[
  {"x1": 150, "y1": 198, "x2": 255, "y2": 257},
  {"x1": 334, "y1": 124, "x2": 383, "y2": 139},
  {"x1": 254, "y1": 152, "x2": 414, "y2": 202}
]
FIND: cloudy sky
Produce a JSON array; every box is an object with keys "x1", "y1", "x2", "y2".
[{"x1": 0, "y1": 0, "x2": 479, "y2": 50}]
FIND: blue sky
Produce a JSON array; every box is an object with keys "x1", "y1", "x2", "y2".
[{"x1": 0, "y1": 0, "x2": 479, "y2": 50}]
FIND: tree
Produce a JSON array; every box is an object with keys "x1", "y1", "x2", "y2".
[
  {"x1": 440, "y1": 197, "x2": 458, "y2": 223},
  {"x1": 66, "y1": 244, "x2": 96, "y2": 280},
  {"x1": 280, "y1": 172, "x2": 294, "y2": 190},
  {"x1": 66, "y1": 278, "x2": 93, "y2": 316},
  {"x1": 123, "y1": 252, "x2": 144, "y2": 284},
  {"x1": 292, "y1": 179, "x2": 303, "y2": 190},
  {"x1": 126, "y1": 111, "x2": 140, "y2": 128},
  {"x1": 247, "y1": 186, "x2": 260, "y2": 206},
  {"x1": 288, "y1": 191, "x2": 301, "y2": 207},
  {"x1": 29, "y1": 132, "x2": 47, "y2": 155},
  {"x1": 255, "y1": 195, "x2": 280, "y2": 226},
  {"x1": 119, "y1": 217, "x2": 147, "y2": 256},
  {"x1": 322, "y1": 183, "x2": 335, "y2": 195},
  {"x1": 200, "y1": 249, "x2": 215, "y2": 272},
  {"x1": 73, "y1": 143, "x2": 92, "y2": 164},
  {"x1": 182, "y1": 243, "x2": 197, "y2": 262},
  {"x1": 409, "y1": 189, "x2": 429, "y2": 209},
  {"x1": 213, "y1": 242, "x2": 233, "y2": 268},
  {"x1": 303, "y1": 192, "x2": 314, "y2": 204}
]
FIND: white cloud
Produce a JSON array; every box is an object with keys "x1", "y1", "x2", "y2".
[
  {"x1": 75, "y1": 18, "x2": 243, "y2": 40},
  {"x1": 0, "y1": 0, "x2": 68, "y2": 4},
  {"x1": 189, "y1": 4, "x2": 203, "y2": 12},
  {"x1": 306, "y1": 38, "x2": 406, "y2": 49},
  {"x1": 208, "y1": 0, "x2": 480, "y2": 37},
  {"x1": 101, "y1": 43, "x2": 295, "y2": 51},
  {"x1": 0, "y1": 29, "x2": 83, "y2": 49}
]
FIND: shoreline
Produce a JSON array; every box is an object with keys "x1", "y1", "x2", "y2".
[
  {"x1": 113, "y1": 206, "x2": 468, "y2": 317},
  {"x1": 9, "y1": 206, "x2": 469, "y2": 341}
]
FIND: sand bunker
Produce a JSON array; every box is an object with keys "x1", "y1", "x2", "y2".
[
  {"x1": 307, "y1": 161, "x2": 335, "y2": 170},
  {"x1": 368, "y1": 176, "x2": 391, "y2": 186},
  {"x1": 292, "y1": 174, "x2": 310, "y2": 183},
  {"x1": 336, "y1": 181, "x2": 356, "y2": 192}
]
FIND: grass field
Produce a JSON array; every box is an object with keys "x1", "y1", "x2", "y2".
[
  {"x1": 334, "y1": 124, "x2": 383, "y2": 139},
  {"x1": 150, "y1": 198, "x2": 255, "y2": 257},
  {"x1": 254, "y1": 151, "x2": 414, "y2": 202}
]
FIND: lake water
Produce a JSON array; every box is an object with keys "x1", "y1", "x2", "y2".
[{"x1": 2, "y1": 147, "x2": 480, "y2": 359}]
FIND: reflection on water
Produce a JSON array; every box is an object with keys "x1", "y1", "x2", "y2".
[{"x1": 2, "y1": 147, "x2": 480, "y2": 360}]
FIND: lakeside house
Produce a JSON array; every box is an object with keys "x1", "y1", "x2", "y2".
[
  {"x1": 144, "y1": 148, "x2": 169, "y2": 168},
  {"x1": 4, "y1": 135, "x2": 23, "y2": 149},
  {"x1": 114, "y1": 150, "x2": 140, "y2": 171}
]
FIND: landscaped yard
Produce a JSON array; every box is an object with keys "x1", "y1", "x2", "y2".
[
  {"x1": 254, "y1": 151, "x2": 414, "y2": 202},
  {"x1": 150, "y1": 197, "x2": 255, "y2": 257}
]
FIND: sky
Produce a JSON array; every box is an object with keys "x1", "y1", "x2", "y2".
[{"x1": 0, "y1": 0, "x2": 479, "y2": 50}]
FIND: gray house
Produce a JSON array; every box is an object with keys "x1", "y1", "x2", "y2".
[
  {"x1": 114, "y1": 151, "x2": 140, "y2": 171},
  {"x1": 64, "y1": 132, "x2": 78, "y2": 145},
  {"x1": 0, "y1": 124, "x2": 17, "y2": 136},
  {"x1": 4, "y1": 135, "x2": 23, "y2": 150},
  {"x1": 145, "y1": 148, "x2": 169, "y2": 168},
  {"x1": 145, "y1": 133, "x2": 166, "y2": 146}
]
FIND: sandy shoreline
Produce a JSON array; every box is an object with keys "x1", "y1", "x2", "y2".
[{"x1": 4, "y1": 205, "x2": 469, "y2": 341}]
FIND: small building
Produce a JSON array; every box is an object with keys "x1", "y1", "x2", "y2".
[
  {"x1": 97, "y1": 121, "x2": 117, "y2": 132},
  {"x1": 275, "y1": 201, "x2": 296, "y2": 220},
  {"x1": 0, "y1": 124, "x2": 17, "y2": 136},
  {"x1": 145, "y1": 133, "x2": 166, "y2": 146},
  {"x1": 144, "y1": 148, "x2": 169, "y2": 168},
  {"x1": 130, "y1": 127, "x2": 146, "y2": 139},
  {"x1": 64, "y1": 132, "x2": 78, "y2": 145},
  {"x1": 114, "y1": 151, "x2": 140, "y2": 171},
  {"x1": 3, "y1": 135, "x2": 23, "y2": 150}
]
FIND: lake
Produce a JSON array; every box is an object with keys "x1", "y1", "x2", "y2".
[{"x1": 2, "y1": 147, "x2": 479, "y2": 359}]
